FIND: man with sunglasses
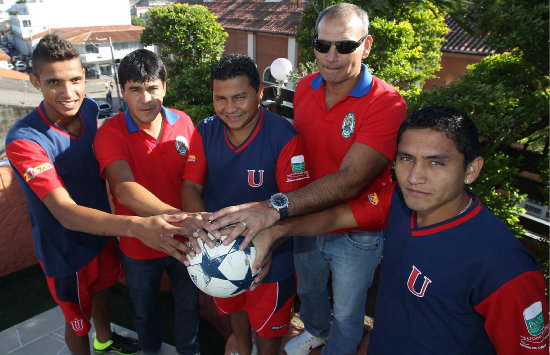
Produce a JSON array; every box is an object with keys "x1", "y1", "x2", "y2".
[
  {"x1": 285, "y1": 4, "x2": 406, "y2": 355},
  {"x1": 207, "y1": 3, "x2": 405, "y2": 354}
]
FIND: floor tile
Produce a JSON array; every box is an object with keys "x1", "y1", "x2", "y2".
[{"x1": 0, "y1": 327, "x2": 21, "y2": 354}]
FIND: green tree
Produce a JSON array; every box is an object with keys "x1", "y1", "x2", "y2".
[
  {"x1": 409, "y1": 50, "x2": 549, "y2": 234},
  {"x1": 141, "y1": 4, "x2": 228, "y2": 122},
  {"x1": 131, "y1": 16, "x2": 147, "y2": 27},
  {"x1": 294, "y1": 0, "x2": 447, "y2": 101}
]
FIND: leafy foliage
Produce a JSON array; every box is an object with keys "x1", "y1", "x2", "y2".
[
  {"x1": 140, "y1": 4, "x2": 227, "y2": 122},
  {"x1": 408, "y1": 50, "x2": 549, "y2": 236},
  {"x1": 453, "y1": 0, "x2": 549, "y2": 75},
  {"x1": 131, "y1": 16, "x2": 147, "y2": 27}
]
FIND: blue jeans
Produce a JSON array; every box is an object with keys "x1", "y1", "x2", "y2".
[
  {"x1": 293, "y1": 230, "x2": 384, "y2": 355},
  {"x1": 121, "y1": 254, "x2": 200, "y2": 355}
]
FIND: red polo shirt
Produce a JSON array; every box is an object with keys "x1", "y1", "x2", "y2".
[
  {"x1": 293, "y1": 64, "x2": 406, "y2": 206},
  {"x1": 94, "y1": 107, "x2": 194, "y2": 259}
]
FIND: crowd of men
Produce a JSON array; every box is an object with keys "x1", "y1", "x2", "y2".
[{"x1": 5, "y1": 2, "x2": 548, "y2": 355}]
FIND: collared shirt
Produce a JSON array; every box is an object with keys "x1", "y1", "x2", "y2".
[{"x1": 94, "y1": 106, "x2": 194, "y2": 259}]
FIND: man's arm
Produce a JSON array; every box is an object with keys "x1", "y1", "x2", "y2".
[
  {"x1": 250, "y1": 203, "x2": 358, "y2": 273},
  {"x1": 43, "y1": 187, "x2": 191, "y2": 263},
  {"x1": 474, "y1": 271, "x2": 549, "y2": 354},
  {"x1": 104, "y1": 160, "x2": 181, "y2": 216},
  {"x1": 180, "y1": 179, "x2": 217, "y2": 252},
  {"x1": 104, "y1": 160, "x2": 210, "y2": 256},
  {"x1": 210, "y1": 142, "x2": 388, "y2": 240}
]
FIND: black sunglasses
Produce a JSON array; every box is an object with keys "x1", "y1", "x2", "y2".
[{"x1": 312, "y1": 34, "x2": 368, "y2": 54}]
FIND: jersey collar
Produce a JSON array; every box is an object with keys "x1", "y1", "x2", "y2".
[
  {"x1": 124, "y1": 106, "x2": 177, "y2": 133},
  {"x1": 310, "y1": 63, "x2": 373, "y2": 97},
  {"x1": 410, "y1": 191, "x2": 482, "y2": 237}
]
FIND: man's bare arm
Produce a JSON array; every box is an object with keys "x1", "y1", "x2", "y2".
[
  {"x1": 209, "y1": 142, "x2": 388, "y2": 242},
  {"x1": 104, "y1": 160, "x2": 211, "y2": 256},
  {"x1": 250, "y1": 203, "x2": 358, "y2": 272},
  {"x1": 43, "y1": 187, "x2": 191, "y2": 263},
  {"x1": 180, "y1": 179, "x2": 218, "y2": 253}
]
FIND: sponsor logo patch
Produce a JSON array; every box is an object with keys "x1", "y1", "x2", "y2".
[
  {"x1": 291, "y1": 155, "x2": 305, "y2": 172},
  {"x1": 287, "y1": 155, "x2": 310, "y2": 182},
  {"x1": 175, "y1": 136, "x2": 189, "y2": 156},
  {"x1": 524, "y1": 301, "x2": 545, "y2": 336},
  {"x1": 341, "y1": 112, "x2": 356, "y2": 139},
  {"x1": 187, "y1": 155, "x2": 196, "y2": 163},
  {"x1": 368, "y1": 193, "x2": 379, "y2": 206},
  {"x1": 24, "y1": 163, "x2": 53, "y2": 182}
]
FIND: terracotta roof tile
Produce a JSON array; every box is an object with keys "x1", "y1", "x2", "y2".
[
  {"x1": 181, "y1": 0, "x2": 307, "y2": 35},
  {"x1": 26, "y1": 25, "x2": 145, "y2": 44},
  {"x1": 182, "y1": 2, "x2": 493, "y2": 56},
  {"x1": 0, "y1": 49, "x2": 9, "y2": 61},
  {"x1": 441, "y1": 16, "x2": 494, "y2": 55},
  {"x1": 0, "y1": 68, "x2": 30, "y2": 80}
]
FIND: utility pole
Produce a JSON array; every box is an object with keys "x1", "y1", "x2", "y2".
[{"x1": 107, "y1": 37, "x2": 123, "y2": 112}]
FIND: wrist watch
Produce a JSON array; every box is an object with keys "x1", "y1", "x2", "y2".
[{"x1": 269, "y1": 192, "x2": 289, "y2": 220}]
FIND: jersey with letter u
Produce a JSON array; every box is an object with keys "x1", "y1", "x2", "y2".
[{"x1": 198, "y1": 109, "x2": 300, "y2": 211}]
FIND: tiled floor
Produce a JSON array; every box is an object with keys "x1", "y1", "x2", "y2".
[{"x1": 0, "y1": 307, "x2": 177, "y2": 355}]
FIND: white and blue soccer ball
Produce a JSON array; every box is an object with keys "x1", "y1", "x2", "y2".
[{"x1": 186, "y1": 234, "x2": 258, "y2": 298}]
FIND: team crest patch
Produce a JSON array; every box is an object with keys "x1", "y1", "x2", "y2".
[
  {"x1": 287, "y1": 155, "x2": 310, "y2": 182},
  {"x1": 368, "y1": 193, "x2": 379, "y2": 205},
  {"x1": 175, "y1": 136, "x2": 189, "y2": 156},
  {"x1": 341, "y1": 112, "x2": 356, "y2": 139},
  {"x1": 24, "y1": 162, "x2": 53, "y2": 182}
]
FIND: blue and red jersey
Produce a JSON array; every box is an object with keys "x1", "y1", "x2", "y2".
[
  {"x1": 293, "y1": 63, "x2": 406, "y2": 222},
  {"x1": 349, "y1": 184, "x2": 549, "y2": 354},
  {"x1": 5, "y1": 97, "x2": 111, "y2": 278},
  {"x1": 183, "y1": 106, "x2": 310, "y2": 282},
  {"x1": 94, "y1": 107, "x2": 194, "y2": 259}
]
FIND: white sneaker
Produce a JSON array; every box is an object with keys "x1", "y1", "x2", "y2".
[
  {"x1": 284, "y1": 330, "x2": 327, "y2": 355},
  {"x1": 231, "y1": 343, "x2": 258, "y2": 355}
]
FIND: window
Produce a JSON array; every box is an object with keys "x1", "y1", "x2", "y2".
[
  {"x1": 22, "y1": 20, "x2": 31, "y2": 27},
  {"x1": 85, "y1": 44, "x2": 99, "y2": 54},
  {"x1": 114, "y1": 42, "x2": 129, "y2": 51}
]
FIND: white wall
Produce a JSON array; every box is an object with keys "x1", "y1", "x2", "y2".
[
  {"x1": 20, "y1": 0, "x2": 130, "y2": 29},
  {"x1": 0, "y1": 0, "x2": 18, "y2": 21}
]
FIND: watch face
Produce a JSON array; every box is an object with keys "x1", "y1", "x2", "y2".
[{"x1": 271, "y1": 193, "x2": 288, "y2": 208}]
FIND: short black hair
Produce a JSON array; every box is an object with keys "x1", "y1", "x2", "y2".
[
  {"x1": 118, "y1": 49, "x2": 167, "y2": 88},
  {"x1": 32, "y1": 33, "x2": 81, "y2": 76},
  {"x1": 210, "y1": 54, "x2": 260, "y2": 92},
  {"x1": 397, "y1": 105, "x2": 481, "y2": 168}
]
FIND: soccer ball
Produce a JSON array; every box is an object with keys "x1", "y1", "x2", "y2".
[{"x1": 186, "y1": 234, "x2": 258, "y2": 298}]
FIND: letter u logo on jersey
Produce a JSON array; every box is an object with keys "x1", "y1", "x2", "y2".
[
  {"x1": 407, "y1": 265, "x2": 432, "y2": 297},
  {"x1": 247, "y1": 170, "x2": 264, "y2": 187}
]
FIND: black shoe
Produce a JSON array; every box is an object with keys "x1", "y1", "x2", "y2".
[{"x1": 93, "y1": 331, "x2": 140, "y2": 355}]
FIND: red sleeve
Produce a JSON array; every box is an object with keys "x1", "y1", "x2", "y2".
[
  {"x1": 347, "y1": 183, "x2": 394, "y2": 230},
  {"x1": 93, "y1": 121, "x2": 129, "y2": 177},
  {"x1": 5, "y1": 140, "x2": 64, "y2": 200},
  {"x1": 474, "y1": 270, "x2": 549, "y2": 354},
  {"x1": 355, "y1": 88, "x2": 406, "y2": 161},
  {"x1": 275, "y1": 135, "x2": 311, "y2": 193},
  {"x1": 181, "y1": 128, "x2": 207, "y2": 186}
]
